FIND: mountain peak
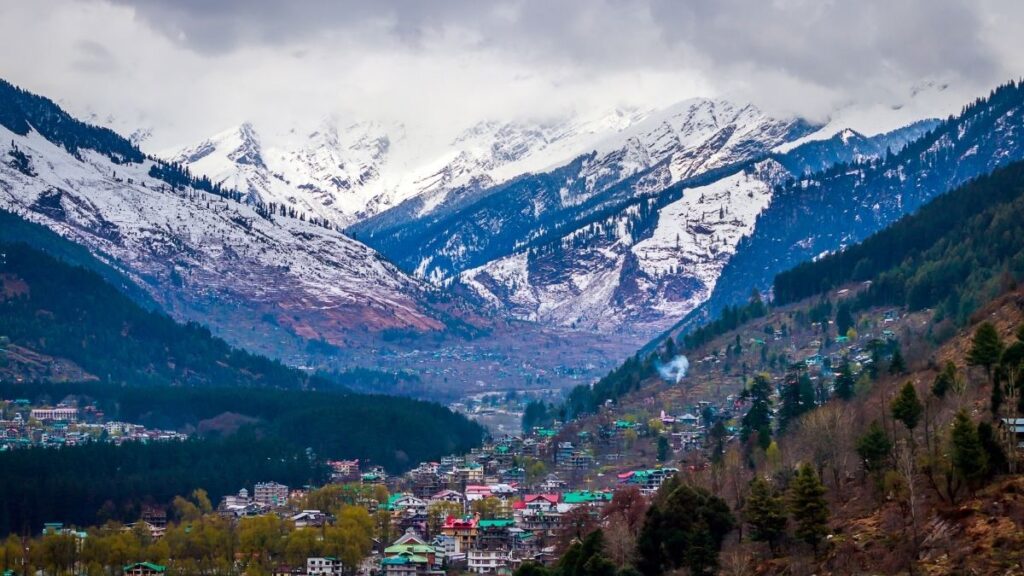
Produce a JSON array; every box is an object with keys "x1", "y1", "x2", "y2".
[{"x1": 228, "y1": 122, "x2": 265, "y2": 168}]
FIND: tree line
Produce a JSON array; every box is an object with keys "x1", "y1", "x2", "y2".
[
  {"x1": 773, "y1": 158, "x2": 1024, "y2": 327},
  {"x1": 0, "y1": 487, "x2": 380, "y2": 576}
]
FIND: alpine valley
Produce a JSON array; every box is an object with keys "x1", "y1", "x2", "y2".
[
  {"x1": 5, "y1": 77, "x2": 1024, "y2": 400},
  {"x1": 11, "y1": 2, "x2": 1024, "y2": 574}
]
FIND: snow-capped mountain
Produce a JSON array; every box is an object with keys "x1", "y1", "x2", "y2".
[
  {"x1": 168, "y1": 120, "x2": 393, "y2": 227},
  {"x1": 6, "y1": 72, "x2": 993, "y2": 351},
  {"x1": 352, "y1": 97, "x2": 815, "y2": 307},
  {"x1": 355, "y1": 98, "x2": 940, "y2": 336},
  {"x1": 0, "y1": 79, "x2": 452, "y2": 360},
  {"x1": 681, "y1": 80, "x2": 1024, "y2": 334},
  {"x1": 460, "y1": 159, "x2": 791, "y2": 333},
  {"x1": 169, "y1": 108, "x2": 651, "y2": 227}
]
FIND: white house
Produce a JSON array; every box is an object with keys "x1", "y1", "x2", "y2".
[{"x1": 307, "y1": 556, "x2": 343, "y2": 576}]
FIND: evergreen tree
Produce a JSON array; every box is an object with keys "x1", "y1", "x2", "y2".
[
  {"x1": 583, "y1": 555, "x2": 616, "y2": 576},
  {"x1": 788, "y1": 464, "x2": 830, "y2": 554},
  {"x1": 977, "y1": 421, "x2": 1007, "y2": 477},
  {"x1": 888, "y1": 346, "x2": 906, "y2": 375},
  {"x1": 514, "y1": 562, "x2": 551, "y2": 576},
  {"x1": 778, "y1": 366, "x2": 815, "y2": 433},
  {"x1": 891, "y1": 382, "x2": 923, "y2": 431},
  {"x1": 744, "y1": 477, "x2": 787, "y2": 556},
  {"x1": 662, "y1": 336, "x2": 677, "y2": 362},
  {"x1": 950, "y1": 411, "x2": 989, "y2": 494},
  {"x1": 740, "y1": 375, "x2": 773, "y2": 451},
  {"x1": 683, "y1": 520, "x2": 718, "y2": 576},
  {"x1": 656, "y1": 436, "x2": 670, "y2": 462},
  {"x1": 833, "y1": 358, "x2": 856, "y2": 401},
  {"x1": 615, "y1": 567, "x2": 642, "y2": 576},
  {"x1": 835, "y1": 302, "x2": 854, "y2": 337},
  {"x1": 932, "y1": 361, "x2": 956, "y2": 399},
  {"x1": 968, "y1": 322, "x2": 1004, "y2": 381},
  {"x1": 522, "y1": 401, "x2": 552, "y2": 433},
  {"x1": 855, "y1": 421, "x2": 892, "y2": 474},
  {"x1": 865, "y1": 339, "x2": 885, "y2": 380},
  {"x1": 708, "y1": 420, "x2": 727, "y2": 465},
  {"x1": 636, "y1": 483, "x2": 733, "y2": 576},
  {"x1": 1001, "y1": 339, "x2": 1024, "y2": 374},
  {"x1": 992, "y1": 374, "x2": 1005, "y2": 416}
]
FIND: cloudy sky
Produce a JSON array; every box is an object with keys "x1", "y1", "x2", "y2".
[{"x1": 1, "y1": 0, "x2": 1022, "y2": 151}]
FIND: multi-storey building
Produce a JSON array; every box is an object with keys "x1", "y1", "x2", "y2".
[{"x1": 254, "y1": 482, "x2": 289, "y2": 507}]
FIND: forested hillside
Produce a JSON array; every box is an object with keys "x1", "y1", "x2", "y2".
[
  {"x1": 0, "y1": 433, "x2": 320, "y2": 536},
  {"x1": 0, "y1": 381, "x2": 484, "y2": 534},
  {"x1": 0, "y1": 208, "x2": 156, "y2": 308},
  {"x1": 524, "y1": 263, "x2": 1024, "y2": 576},
  {"x1": 0, "y1": 236, "x2": 485, "y2": 533},
  {"x1": 521, "y1": 132, "x2": 1024, "y2": 575},
  {"x1": 774, "y1": 159, "x2": 1024, "y2": 325},
  {"x1": 0, "y1": 79, "x2": 228, "y2": 197},
  {"x1": 0, "y1": 241, "x2": 329, "y2": 389},
  {"x1": 691, "y1": 80, "x2": 1024, "y2": 332}
]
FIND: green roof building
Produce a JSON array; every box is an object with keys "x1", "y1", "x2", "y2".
[
  {"x1": 123, "y1": 562, "x2": 167, "y2": 575},
  {"x1": 562, "y1": 490, "x2": 613, "y2": 505}
]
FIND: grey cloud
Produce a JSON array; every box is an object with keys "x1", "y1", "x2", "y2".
[
  {"x1": 6, "y1": 0, "x2": 1021, "y2": 150},
  {"x1": 72, "y1": 39, "x2": 119, "y2": 74},
  {"x1": 647, "y1": 0, "x2": 997, "y2": 87},
  {"x1": 102, "y1": 0, "x2": 1010, "y2": 92}
]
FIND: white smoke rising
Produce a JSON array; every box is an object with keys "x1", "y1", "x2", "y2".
[{"x1": 657, "y1": 355, "x2": 689, "y2": 383}]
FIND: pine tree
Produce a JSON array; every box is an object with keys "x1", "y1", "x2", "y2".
[
  {"x1": 889, "y1": 346, "x2": 906, "y2": 375},
  {"x1": 1002, "y1": 339, "x2": 1024, "y2": 373},
  {"x1": 663, "y1": 336, "x2": 676, "y2": 361},
  {"x1": 950, "y1": 411, "x2": 988, "y2": 494},
  {"x1": 855, "y1": 421, "x2": 892, "y2": 474},
  {"x1": 968, "y1": 322, "x2": 1004, "y2": 381},
  {"x1": 835, "y1": 302, "x2": 854, "y2": 336},
  {"x1": 932, "y1": 361, "x2": 956, "y2": 399},
  {"x1": 977, "y1": 421, "x2": 1007, "y2": 477},
  {"x1": 788, "y1": 464, "x2": 830, "y2": 553},
  {"x1": 656, "y1": 436, "x2": 670, "y2": 462},
  {"x1": 744, "y1": 477, "x2": 786, "y2": 556},
  {"x1": 833, "y1": 358, "x2": 855, "y2": 400},
  {"x1": 514, "y1": 562, "x2": 552, "y2": 576},
  {"x1": 891, "y1": 382, "x2": 923, "y2": 431},
  {"x1": 778, "y1": 367, "x2": 814, "y2": 433},
  {"x1": 740, "y1": 375, "x2": 773, "y2": 451},
  {"x1": 636, "y1": 484, "x2": 733, "y2": 576},
  {"x1": 708, "y1": 420, "x2": 727, "y2": 464}
]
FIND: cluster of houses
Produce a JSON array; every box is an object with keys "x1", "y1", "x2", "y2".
[
  {"x1": 25, "y1": 398, "x2": 723, "y2": 575},
  {"x1": 368, "y1": 454, "x2": 685, "y2": 576},
  {"x1": 0, "y1": 399, "x2": 188, "y2": 450},
  {"x1": 175, "y1": 449, "x2": 681, "y2": 576},
  {"x1": 215, "y1": 482, "x2": 308, "y2": 518},
  {"x1": 372, "y1": 488, "x2": 616, "y2": 574}
]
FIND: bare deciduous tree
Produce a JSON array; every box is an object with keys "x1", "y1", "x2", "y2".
[{"x1": 788, "y1": 402, "x2": 854, "y2": 499}]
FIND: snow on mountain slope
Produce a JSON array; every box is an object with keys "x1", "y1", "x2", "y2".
[
  {"x1": 459, "y1": 160, "x2": 789, "y2": 333},
  {"x1": 0, "y1": 123, "x2": 447, "y2": 353},
  {"x1": 583, "y1": 99, "x2": 801, "y2": 191},
  {"x1": 773, "y1": 80, "x2": 959, "y2": 154},
  {"x1": 170, "y1": 108, "x2": 651, "y2": 227},
  {"x1": 631, "y1": 160, "x2": 787, "y2": 286},
  {"x1": 450, "y1": 103, "x2": 940, "y2": 337},
  {"x1": 674, "y1": 80, "x2": 1024, "y2": 339},
  {"x1": 353, "y1": 98, "x2": 814, "y2": 292},
  {"x1": 169, "y1": 120, "x2": 392, "y2": 227}
]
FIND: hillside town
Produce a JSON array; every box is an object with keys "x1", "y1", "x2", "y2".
[
  {"x1": 0, "y1": 399, "x2": 188, "y2": 451},
  {"x1": 5, "y1": 284, "x2": 948, "y2": 576},
  {"x1": 15, "y1": 405, "x2": 709, "y2": 576}
]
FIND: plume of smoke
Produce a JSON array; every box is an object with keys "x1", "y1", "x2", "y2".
[{"x1": 656, "y1": 355, "x2": 689, "y2": 384}]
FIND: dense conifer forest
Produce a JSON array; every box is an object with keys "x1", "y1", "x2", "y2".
[
  {"x1": 774, "y1": 159, "x2": 1024, "y2": 324},
  {"x1": 0, "y1": 236, "x2": 485, "y2": 534}
]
